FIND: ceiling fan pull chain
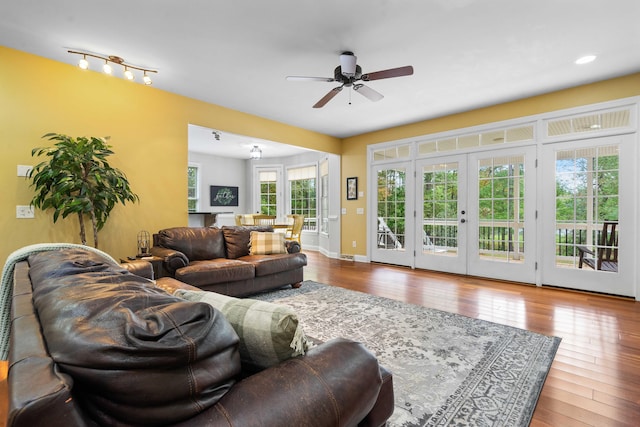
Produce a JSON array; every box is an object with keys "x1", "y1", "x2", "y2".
[{"x1": 349, "y1": 87, "x2": 352, "y2": 105}]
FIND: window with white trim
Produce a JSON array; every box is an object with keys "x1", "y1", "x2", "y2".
[
  {"x1": 187, "y1": 164, "x2": 199, "y2": 212},
  {"x1": 320, "y1": 160, "x2": 329, "y2": 234},
  {"x1": 288, "y1": 165, "x2": 317, "y2": 231},
  {"x1": 258, "y1": 170, "x2": 277, "y2": 215}
]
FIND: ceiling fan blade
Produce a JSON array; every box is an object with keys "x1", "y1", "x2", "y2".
[
  {"x1": 313, "y1": 86, "x2": 343, "y2": 108},
  {"x1": 353, "y1": 84, "x2": 384, "y2": 102},
  {"x1": 286, "y1": 76, "x2": 335, "y2": 82},
  {"x1": 362, "y1": 65, "x2": 414, "y2": 81}
]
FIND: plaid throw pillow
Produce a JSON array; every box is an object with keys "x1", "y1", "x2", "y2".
[
  {"x1": 176, "y1": 289, "x2": 312, "y2": 370},
  {"x1": 249, "y1": 231, "x2": 287, "y2": 255}
]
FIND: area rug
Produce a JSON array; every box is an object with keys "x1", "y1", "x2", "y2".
[{"x1": 253, "y1": 281, "x2": 561, "y2": 427}]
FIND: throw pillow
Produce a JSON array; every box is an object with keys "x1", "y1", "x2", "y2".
[
  {"x1": 176, "y1": 289, "x2": 312, "y2": 370},
  {"x1": 250, "y1": 231, "x2": 287, "y2": 255},
  {"x1": 222, "y1": 225, "x2": 273, "y2": 259}
]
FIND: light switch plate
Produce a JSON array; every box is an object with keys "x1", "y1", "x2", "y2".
[
  {"x1": 17, "y1": 165, "x2": 32, "y2": 177},
  {"x1": 356, "y1": 208, "x2": 364, "y2": 215}
]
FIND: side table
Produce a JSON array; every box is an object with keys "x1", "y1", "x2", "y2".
[{"x1": 120, "y1": 256, "x2": 164, "y2": 279}]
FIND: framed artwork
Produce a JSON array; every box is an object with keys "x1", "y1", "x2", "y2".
[
  {"x1": 210, "y1": 185, "x2": 239, "y2": 206},
  {"x1": 347, "y1": 177, "x2": 358, "y2": 200}
]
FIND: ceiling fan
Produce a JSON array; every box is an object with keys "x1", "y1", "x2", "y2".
[{"x1": 286, "y1": 51, "x2": 414, "y2": 108}]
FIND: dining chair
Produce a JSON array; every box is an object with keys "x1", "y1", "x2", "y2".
[
  {"x1": 285, "y1": 214, "x2": 304, "y2": 244},
  {"x1": 252, "y1": 214, "x2": 276, "y2": 226}
]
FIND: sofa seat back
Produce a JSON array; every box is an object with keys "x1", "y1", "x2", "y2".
[
  {"x1": 176, "y1": 259, "x2": 255, "y2": 287},
  {"x1": 23, "y1": 249, "x2": 241, "y2": 426},
  {"x1": 9, "y1": 261, "x2": 89, "y2": 427},
  {"x1": 155, "y1": 227, "x2": 226, "y2": 261}
]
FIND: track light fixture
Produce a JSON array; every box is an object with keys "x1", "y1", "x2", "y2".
[{"x1": 68, "y1": 50, "x2": 157, "y2": 85}]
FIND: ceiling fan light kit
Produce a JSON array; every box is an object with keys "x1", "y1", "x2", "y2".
[
  {"x1": 286, "y1": 51, "x2": 413, "y2": 108},
  {"x1": 67, "y1": 50, "x2": 157, "y2": 85}
]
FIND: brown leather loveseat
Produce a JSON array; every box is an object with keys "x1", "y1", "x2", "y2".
[
  {"x1": 151, "y1": 226, "x2": 307, "y2": 296},
  {"x1": 7, "y1": 247, "x2": 394, "y2": 427}
]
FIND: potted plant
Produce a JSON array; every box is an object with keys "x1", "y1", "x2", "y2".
[{"x1": 29, "y1": 133, "x2": 139, "y2": 248}]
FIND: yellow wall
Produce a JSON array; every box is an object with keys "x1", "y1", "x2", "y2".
[
  {"x1": 2, "y1": 46, "x2": 639, "y2": 264},
  {"x1": 1, "y1": 46, "x2": 340, "y2": 263},
  {"x1": 341, "y1": 73, "x2": 640, "y2": 256}
]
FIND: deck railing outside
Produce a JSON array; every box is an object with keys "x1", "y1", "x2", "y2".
[{"x1": 376, "y1": 219, "x2": 615, "y2": 265}]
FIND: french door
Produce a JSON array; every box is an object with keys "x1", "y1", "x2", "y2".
[
  {"x1": 466, "y1": 147, "x2": 537, "y2": 283},
  {"x1": 541, "y1": 135, "x2": 635, "y2": 296},
  {"x1": 373, "y1": 146, "x2": 537, "y2": 283},
  {"x1": 415, "y1": 155, "x2": 468, "y2": 274},
  {"x1": 371, "y1": 162, "x2": 415, "y2": 267}
]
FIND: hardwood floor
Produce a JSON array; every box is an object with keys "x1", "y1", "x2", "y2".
[
  {"x1": 302, "y1": 251, "x2": 640, "y2": 427},
  {"x1": 1, "y1": 250, "x2": 639, "y2": 426}
]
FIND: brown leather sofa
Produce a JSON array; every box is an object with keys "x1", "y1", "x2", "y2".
[
  {"x1": 151, "y1": 226, "x2": 307, "y2": 296},
  {"x1": 7, "y1": 248, "x2": 394, "y2": 427}
]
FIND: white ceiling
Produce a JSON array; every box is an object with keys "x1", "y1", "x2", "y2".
[
  {"x1": 2, "y1": 1, "x2": 640, "y2": 158},
  {"x1": 188, "y1": 124, "x2": 312, "y2": 159}
]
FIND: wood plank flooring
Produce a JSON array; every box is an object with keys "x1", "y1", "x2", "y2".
[
  {"x1": 301, "y1": 251, "x2": 640, "y2": 427},
  {"x1": 1, "y1": 250, "x2": 639, "y2": 426}
]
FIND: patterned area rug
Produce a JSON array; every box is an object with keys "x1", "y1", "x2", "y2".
[{"x1": 253, "y1": 281, "x2": 560, "y2": 427}]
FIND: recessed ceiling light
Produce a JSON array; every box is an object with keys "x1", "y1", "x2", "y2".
[{"x1": 575, "y1": 55, "x2": 597, "y2": 65}]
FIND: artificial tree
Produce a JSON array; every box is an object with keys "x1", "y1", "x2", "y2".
[{"x1": 29, "y1": 133, "x2": 139, "y2": 248}]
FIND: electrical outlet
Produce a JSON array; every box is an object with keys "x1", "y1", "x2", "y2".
[
  {"x1": 16, "y1": 205, "x2": 34, "y2": 218},
  {"x1": 352, "y1": 240, "x2": 357, "y2": 248}
]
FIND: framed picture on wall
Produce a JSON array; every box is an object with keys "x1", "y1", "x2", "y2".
[
  {"x1": 210, "y1": 185, "x2": 239, "y2": 206},
  {"x1": 347, "y1": 177, "x2": 358, "y2": 200}
]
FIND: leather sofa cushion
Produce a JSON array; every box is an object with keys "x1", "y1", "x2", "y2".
[
  {"x1": 157, "y1": 227, "x2": 226, "y2": 261},
  {"x1": 176, "y1": 259, "x2": 255, "y2": 286},
  {"x1": 222, "y1": 225, "x2": 272, "y2": 259},
  {"x1": 240, "y1": 252, "x2": 308, "y2": 277},
  {"x1": 27, "y1": 248, "x2": 241, "y2": 426}
]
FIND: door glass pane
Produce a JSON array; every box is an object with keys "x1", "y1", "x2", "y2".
[
  {"x1": 377, "y1": 168, "x2": 406, "y2": 251},
  {"x1": 422, "y1": 162, "x2": 458, "y2": 256},
  {"x1": 554, "y1": 145, "x2": 619, "y2": 271},
  {"x1": 477, "y1": 155, "x2": 525, "y2": 263}
]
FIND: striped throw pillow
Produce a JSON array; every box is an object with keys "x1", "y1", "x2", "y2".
[{"x1": 249, "y1": 231, "x2": 287, "y2": 255}]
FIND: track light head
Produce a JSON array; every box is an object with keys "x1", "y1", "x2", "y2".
[{"x1": 78, "y1": 55, "x2": 89, "y2": 70}]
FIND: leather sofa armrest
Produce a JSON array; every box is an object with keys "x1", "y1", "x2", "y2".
[
  {"x1": 180, "y1": 338, "x2": 384, "y2": 427},
  {"x1": 150, "y1": 246, "x2": 189, "y2": 275},
  {"x1": 120, "y1": 260, "x2": 154, "y2": 279},
  {"x1": 286, "y1": 240, "x2": 301, "y2": 253},
  {"x1": 154, "y1": 277, "x2": 201, "y2": 294}
]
